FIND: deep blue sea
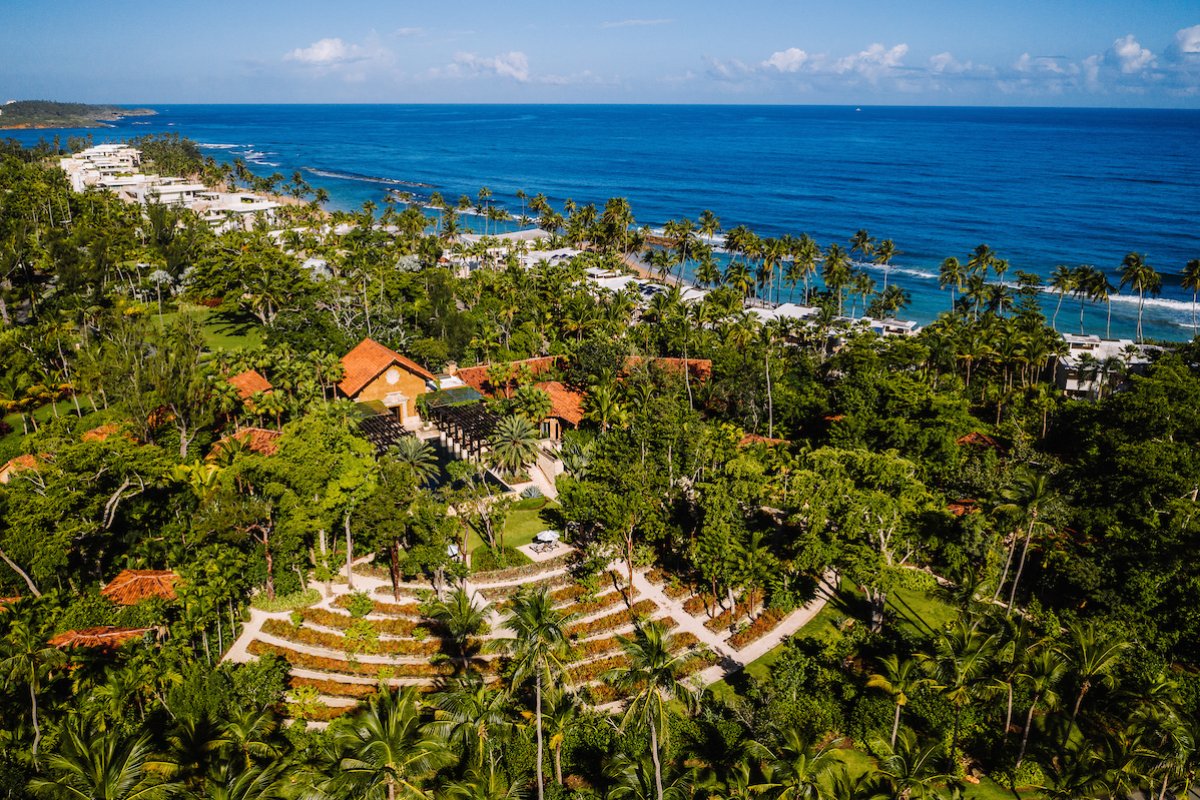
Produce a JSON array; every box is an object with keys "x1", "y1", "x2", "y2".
[{"x1": 9, "y1": 104, "x2": 1200, "y2": 341}]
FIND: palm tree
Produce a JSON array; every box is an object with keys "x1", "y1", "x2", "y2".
[
  {"x1": 605, "y1": 752, "x2": 693, "y2": 800},
  {"x1": 1086, "y1": 268, "x2": 1117, "y2": 340},
  {"x1": 328, "y1": 688, "x2": 456, "y2": 800},
  {"x1": 430, "y1": 673, "x2": 513, "y2": 769},
  {"x1": 1061, "y1": 621, "x2": 1130, "y2": 729},
  {"x1": 427, "y1": 588, "x2": 490, "y2": 674},
  {"x1": 491, "y1": 587, "x2": 574, "y2": 800},
  {"x1": 389, "y1": 436, "x2": 440, "y2": 486},
  {"x1": 1049, "y1": 265, "x2": 1075, "y2": 332},
  {"x1": 850, "y1": 229, "x2": 875, "y2": 262},
  {"x1": 938, "y1": 257, "x2": 965, "y2": 313},
  {"x1": 876, "y1": 730, "x2": 952, "y2": 800},
  {"x1": 443, "y1": 767, "x2": 524, "y2": 800},
  {"x1": 1015, "y1": 646, "x2": 1067, "y2": 768},
  {"x1": 29, "y1": 713, "x2": 175, "y2": 800},
  {"x1": 1, "y1": 611, "x2": 64, "y2": 755},
  {"x1": 866, "y1": 655, "x2": 930, "y2": 749},
  {"x1": 920, "y1": 620, "x2": 995, "y2": 770},
  {"x1": 823, "y1": 244, "x2": 852, "y2": 316},
  {"x1": 995, "y1": 469, "x2": 1055, "y2": 615},
  {"x1": 542, "y1": 689, "x2": 581, "y2": 786},
  {"x1": 489, "y1": 414, "x2": 541, "y2": 479},
  {"x1": 1182, "y1": 258, "x2": 1200, "y2": 338},
  {"x1": 605, "y1": 621, "x2": 699, "y2": 800},
  {"x1": 748, "y1": 729, "x2": 837, "y2": 800},
  {"x1": 1119, "y1": 252, "x2": 1162, "y2": 343},
  {"x1": 874, "y1": 238, "x2": 898, "y2": 291}
]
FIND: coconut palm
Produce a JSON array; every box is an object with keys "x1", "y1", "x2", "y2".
[
  {"x1": 874, "y1": 238, "x2": 898, "y2": 290},
  {"x1": 938, "y1": 257, "x2": 965, "y2": 313},
  {"x1": 605, "y1": 621, "x2": 699, "y2": 800},
  {"x1": 442, "y1": 767, "x2": 524, "y2": 800},
  {"x1": 429, "y1": 673, "x2": 512, "y2": 769},
  {"x1": 1015, "y1": 645, "x2": 1067, "y2": 768},
  {"x1": 1119, "y1": 252, "x2": 1162, "y2": 343},
  {"x1": 327, "y1": 687, "x2": 456, "y2": 800},
  {"x1": 489, "y1": 414, "x2": 541, "y2": 479},
  {"x1": 1086, "y1": 268, "x2": 1117, "y2": 339},
  {"x1": 822, "y1": 244, "x2": 853, "y2": 316},
  {"x1": 1061, "y1": 621, "x2": 1130, "y2": 729},
  {"x1": 542, "y1": 689, "x2": 581, "y2": 786},
  {"x1": 1, "y1": 611, "x2": 64, "y2": 755},
  {"x1": 605, "y1": 752, "x2": 693, "y2": 800},
  {"x1": 389, "y1": 436, "x2": 440, "y2": 486},
  {"x1": 850, "y1": 229, "x2": 875, "y2": 261},
  {"x1": 491, "y1": 587, "x2": 574, "y2": 800},
  {"x1": 1049, "y1": 265, "x2": 1075, "y2": 332},
  {"x1": 995, "y1": 469, "x2": 1055, "y2": 615},
  {"x1": 876, "y1": 729, "x2": 952, "y2": 800},
  {"x1": 748, "y1": 729, "x2": 838, "y2": 800},
  {"x1": 1182, "y1": 258, "x2": 1200, "y2": 338},
  {"x1": 920, "y1": 620, "x2": 996, "y2": 770},
  {"x1": 426, "y1": 588, "x2": 490, "y2": 674},
  {"x1": 29, "y1": 713, "x2": 175, "y2": 800},
  {"x1": 866, "y1": 655, "x2": 930, "y2": 749}
]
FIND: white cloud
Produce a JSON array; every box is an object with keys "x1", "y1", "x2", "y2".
[
  {"x1": 833, "y1": 43, "x2": 909, "y2": 79},
  {"x1": 602, "y1": 18, "x2": 672, "y2": 29},
  {"x1": 1177, "y1": 24, "x2": 1200, "y2": 54},
  {"x1": 393, "y1": 27, "x2": 424, "y2": 37},
  {"x1": 762, "y1": 48, "x2": 809, "y2": 73},
  {"x1": 1110, "y1": 34, "x2": 1156, "y2": 73},
  {"x1": 450, "y1": 51, "x2": 531, "y2": 82},
  {"x1": 285, "y1": 37, "x2": 371, "y2": 66}
]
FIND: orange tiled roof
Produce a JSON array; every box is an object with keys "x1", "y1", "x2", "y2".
[
  {"x1": 0, "y1": 597, "x2": 20, "y2": 612},
  {"x1": 339, "y1": 339, "x2": 435, "y2": 396},
  {"x1": 101, "y1": 569, "x2": 181, "y2": 605},
  {"x1": 534, "y1": 381, "x2": 585, "y2": 427},
  {"x1": 0, "y1": 454, "x2": 41, "y2": 484},
  {"x1": 956, "y1": 432, "x2": 1001, "y2": 449},
  {"x1": 228, "y1": 369, "x2": 273, "y2": 400},
  {"x1": 81, "y1": 423, "x2": 136, "y2": 443},
  {"x1": 49, "y1": 626, "x2": 150, "y2": 650},
  {"x1": 948, "y1": 499, "x2": 980, "y2": 517},
  {"x1": 211, "y1": 427, "x2": 282, "y2": 458},
  {"x1": 456, "y1": 356, "x2": 561, "y2": 396}
]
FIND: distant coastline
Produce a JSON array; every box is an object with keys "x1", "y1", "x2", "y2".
[{"x1": 0, "y1": 100, "x2": 156, "y2": 130}]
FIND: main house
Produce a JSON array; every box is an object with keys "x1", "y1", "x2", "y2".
[{"x1": 338, "y1": 338, "x2": 438, "y2": 426}]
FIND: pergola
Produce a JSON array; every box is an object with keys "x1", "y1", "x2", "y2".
[
  {"x1": 430, "y1": 402, "x2": 498, "y2": 460},
  {"x1": 358, "y1": 413, "x2": 411, "y2": 454}
]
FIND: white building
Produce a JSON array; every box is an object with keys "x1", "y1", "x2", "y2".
[{"x1": 1054, "y1": 333, "x2": 1148, "y2": 397}]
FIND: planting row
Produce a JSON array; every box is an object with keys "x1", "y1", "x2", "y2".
[
  {"x1": 565, "y1": 599, "x2": 657, "y2": 639},
  {"x1": 302, "y1": 607, "x2": 423, "y2": 637},
  {"x1": 248, "y1": 639, "x2": 472, "y2": 678},
  {"x1": 727, "y1": 608, "x2": 788, "y2": 650},
  {"x1": 471, "y1": 551, "x2": 573, "y2": 585},
  {"x1": 262, "y1": 618, "x2": 445, "y2": 658}
]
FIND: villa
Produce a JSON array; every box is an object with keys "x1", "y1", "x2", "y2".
[
  {"x1": 1054, "y1": 333, "x2": 1148, "y2": 398},
  {"x1": 338, "y1": 338, "x2": 439, "y2": 426}
]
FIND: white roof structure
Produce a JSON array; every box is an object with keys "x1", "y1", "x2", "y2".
[
  {"x1": 460, "y1": 227, "x2": 550, "y2": 245},
  {"x1": 593, "y1": 275, "x2": 640, "y2": 294}
]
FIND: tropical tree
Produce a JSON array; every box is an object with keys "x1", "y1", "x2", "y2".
[
  {"x1": 995, "y1": 469, "x2": 1055, "y2": 615},
  {"x1": 876, "y1": 730, "x2": 952, "y2": 800},
  {"x1": 748, "y1": 728, "x2": 838, "y2": 800},
  {"x1": 429, "y1": 673, "x2": 513, "y2": 770},
  {"x1": 1, "y1": 610, "x2": 64, "y2": 755},
  {"x1": 920, "y1": 620, "x2": 996, "y2": 770},
  {"x1": 1049, "y1": 265, "x2": 1075, "y2": 332},
  {"x1": 491, "y1": 587, "x2": 574, "y2": 800},
  {"x1": 389, "y1": 436, "x2": 440, "y2": 486},
  {"x1": 29, "y1": 713, "x2": 175, "y2": 800},
  {"x1": 1015, "y1": 645, "x2": 1067, "y2": 768},
  {"x1": 938, "y1": 257, "x2": 965, "y2": 313},
  {"x1": 874, "y1": 238, "x2": 898, "y2": 291},
  {"x1": 605, "y1": 621, "x2": 699, "y2": 800},
  {"x1": 1182, "y1": 258, "x2": 1200, "y2": 338},
  {"x1": 327, "y1": 688, "x2": 456, "y2": 800},
  {"x1": 1061, "y1": 621, "x2": 1129, "y2": 729},
  {"x1": 489, "y1": 414, "x2": 541, "y2": 479},
  {"x1": 426, "y1": 588, "x2": 490, "y2": 674},
  {"x1": 866, "y1": 655, "x2": 930, "y2": 749},
  {"x1": 1119, "y1": 252, "x2": 1161, "y2": 342}
]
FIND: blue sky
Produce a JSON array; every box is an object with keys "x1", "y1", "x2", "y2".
[{"x1": 4, "y1": 1, "x2": 1199, "y2": 106}]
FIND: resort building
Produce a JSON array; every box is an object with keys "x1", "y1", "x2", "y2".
[
  {"x1": 1053, "y1": 333, "x2": 1149, "y2": 398},
  {"x1": 189, "y1": 191, "x2": 282, "y2": 232},
  {"x1": 227, "y1": 369, "x2": 273, "y2": 401},
  {"x1": 59, "y1": 144, "x2": 142, "y2": 191},
  {"x1": 338, "y1": 338, "x2": 439, "y2": 425}
]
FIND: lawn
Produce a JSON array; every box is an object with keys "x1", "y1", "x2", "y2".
[
  {"x1": 156, "y1": 304, "x2": 263, "y2": 351},
  {"x1": 466, "y1": 497, "x2": 560, "y2": 563}
]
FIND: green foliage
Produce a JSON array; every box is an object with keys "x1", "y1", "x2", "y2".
[
  {"x1": 344, "y1": 591, "x2": 374, "y2": 619},
  {"x1": 249, "y1": 588, "x2": 319, "y2": 612}
]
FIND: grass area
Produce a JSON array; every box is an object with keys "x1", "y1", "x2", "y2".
[
  {"x1": 156, "y1": 304, "x2": 263, "y2": 351},
  {"x1": 465, "y1": 498, "x2": 560, "y2": 554},
  {"x1": 1, "y1": 400, "x2": 103, "y2": 460}
]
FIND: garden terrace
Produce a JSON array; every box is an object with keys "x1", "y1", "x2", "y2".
[{"x1": 428, "y1": 402, "x2": 498, "y2": 459}]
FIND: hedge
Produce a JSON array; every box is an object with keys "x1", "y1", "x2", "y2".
[
  {"x1": 288, "y1": 676, "x2": 379, "y2": 699},
  {"x1": 285, "y1": 703, "x2": 356, "y2": 722},
  {"x1": 473, "y1": 552, "x2": 573, "y2": 584},
  {"x1": 565, "y1": 600, "x2": 657, "y2": 639},
  {"x1": 562, "y1": 590, "x2": 626, "y2": 618},
  {"x1": 247, "y1": 639, "x2": 468, "y2": 678},
  {"x1": 570, "y1": 617, "x2": 680, "y2": 662},
  {"x1": 646, "y1": 568, "x2": 691, "y2": 599},
  {"x1": 251, "y1": 588, "x2": 321, "y2": 612},
  {"x1": 728, "y1": 608, "x2": 788, "y2": 650},
  {"x1": 480, "y1": 571, "x2": 572, "y2": 600},
  {"x1": 704, "y1": 601, "x2": 756, "y2": 632},
  {"x1": 334, "y1": 595, "x2": 423, "y2": 618},
  {"x1": 301, "y1": 608, "x2": 421, "y2": 637},
  {"x1": 262, "y1": 618, "x2": 442, "y2": 657},
  {"x1": 683, "y1": 593, "x2": 721, "y2": 617}
]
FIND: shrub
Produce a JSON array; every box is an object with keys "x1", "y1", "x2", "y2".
[
  {"x1": 519, "y1": 486, "x2": 544, "y2": 500},
  {"x1": 566, "y1": 600, "x2": 657, "y2": 639},
  {"x1": 251, "y1": 588, "x2": 320, "y2": 612},
  {"x1": 289, "y1": 676, "x2": 379, "y2": 699},
  {"x1": 728, "y1": 608, "x2": 788, "y2": 650},
  {"x1": 345, "y1": 591, "x2": 374, "y2": 619},
  {"x1": 474, "y1": 552, "x2": 573, "y2": 583},
  {"x1": 289, "y1": 610, "x2": 305, "y2": 628},
  {"x1": 344, "y1": 619, "x2": 380, "y2": 655},
  {"x1": 247, "y1": 640, "x2": 467, "y2": 678},
  {"x1": 301, "y1": 608, "x2": 419, "y2": 637},
  {"x1": 471, "y1": 546, "x2": 528, "y2": 573},
  {"x1": 335, "y1": 595, "x2": 422, "y2": 618},
  {"x1": 481, "y1": 572, "x2": 573, "y2": 600},
  {"x1": 704, "y1": 601, "x2": 756, "y2": 632},
  {"x1": 262, "y1": 618, "x2": 440, "y2": 657}
]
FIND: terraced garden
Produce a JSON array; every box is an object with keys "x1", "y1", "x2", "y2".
[{"x1": 225, "y1": 551, "x2": 728, "y2": 723}]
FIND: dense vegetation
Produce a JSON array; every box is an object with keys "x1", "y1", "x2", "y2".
[{"x1": 3, "y1": 135, "x2": 1200, "y2": 799}]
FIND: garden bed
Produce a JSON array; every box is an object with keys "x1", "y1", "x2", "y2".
[
  {"x1": 262, "y1": 618, "x2": 442, "y2": 657},
  {"x1": 728, "y1": 608, "x2": 788, "y2": 650},
  {"x1": 249, "y1": 639, "x2": 467, "y2": 678},
  {"x1": 565, "y1": 600, "x2": 657, "y2": 639},
  {"x1": 301, "y1": 608, "x2": 423, "y2": 637}
]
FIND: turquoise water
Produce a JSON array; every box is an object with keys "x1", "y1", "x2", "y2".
[{"x1": 11, "y1": 104, "x2": 1200, "y2": 340}]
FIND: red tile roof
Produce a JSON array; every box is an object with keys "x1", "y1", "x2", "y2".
[
  {"x1": 456, "y1": 356, "x2": 561, "y2": 396},
  {"x1": 339, "y1": 339, "x2": 435, "y2": 396},
  {"x1": 228, "y1": 369, "x2": 273, "y2": 400},
  {"x1": 956, "y1": 432, "x2": 1001, "y2": 449},
  {"x1": 101, "y1": 569, "x2": 181, "y2": 605},
  {"x1": 624, "y1": 357, "x2": 713, "y2": 381},
  {"x1": 0, "y1": 454, "x2": 41, "y2": 484},
  {"x1": 81, "y1": 423, "x2": 135, "y2": 443},
  {"x1": 739, "y1": 433, "x2": 789, "y2": 447},
  {"x1": 948, "y1": 499, "x2": 980, "y2": 517},
  {"x1": 534, "y1": 381, "x2": 585, "y2": 427},
  {"x1": 49, "y1": 626, "x2": 151, "y2": 650},
  {"x1": 211, "y1": 427, "x2": 282, "y2": 458}
]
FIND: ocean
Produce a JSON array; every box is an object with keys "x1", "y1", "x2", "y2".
[{"x1": 9, "y1": 104, "x2": 1200, "y2": 341}]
